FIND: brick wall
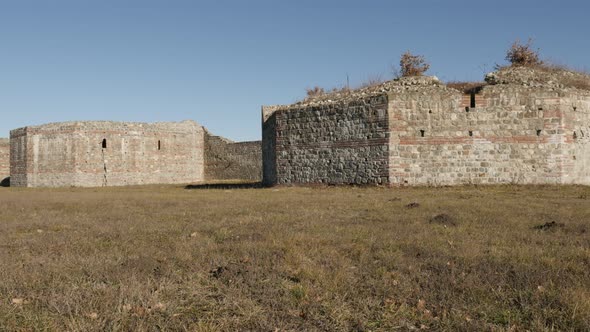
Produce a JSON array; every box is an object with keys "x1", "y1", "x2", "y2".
[
  {"x1": 263, "y1": 95, "x2": 390, "y2": 185},
  {"x1": 562, "y1": 91, "x2": 590, "y2": 185},
  {"x1": 10, "y1": 121, "x2": 205, "y2": 187},
  {"x1": 388, "y1": 85, "x2": 570, "y2": 185},
  {"x1": 0, "y1": 138, "x2": 9, "y2": 185},
  {"x1": 204, "y1": 132, "x2": 262, "y2": 181}
]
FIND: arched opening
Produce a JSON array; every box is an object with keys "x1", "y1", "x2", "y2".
[{"x1": 102, "y1": 139, "x2": 107, "y2": 149}]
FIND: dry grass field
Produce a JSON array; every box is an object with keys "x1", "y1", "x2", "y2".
[{"x1": 0, "y1": 184, "x2": 589, "y2": 331}]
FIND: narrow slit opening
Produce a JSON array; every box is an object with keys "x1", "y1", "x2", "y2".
[
  {"x1": 420, "y1": 130, "x2": 425, "y2": 137},
  {"x1": 470, "y1": 92, "x2": 476, "y2": 108},
  {"x1": 158, "y1": 140, "x2": 161, "y2": 150},
  {"x1": 101, "y1": 139, "x2": 107, "y2": 149}
]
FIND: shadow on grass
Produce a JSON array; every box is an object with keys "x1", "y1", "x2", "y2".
[
  {"x1": 0, "y1": 177, "x2": 9, "y2": 187},
  {"x1": 185, "y1": 182, "x2": 263, "y2": 190}
]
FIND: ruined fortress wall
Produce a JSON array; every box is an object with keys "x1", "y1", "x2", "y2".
[
  {"x1": 10, "y1": 121, "x2": 205, "y2": 187},
  {"x1": 204, "y1": 133, "x2": 262, "y2": 181},
  {"x1": 562, "y1": 91, "x2": 590, "y2": 185},
  {"x1": 388, "y1": 86, "x2": 569, "y2": 185},
  {"x1": 11, "y1": 123, "x2": 82, "y2": 187},
  {"x1": 263, "y1": 95, "x2": 390, "y2": 185},
  {"x1": 0, "y1": 138, "x2": 9, "y2": 184}
]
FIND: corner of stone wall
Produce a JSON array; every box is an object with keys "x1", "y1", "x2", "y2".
[{"x1": 261, "y1": 105, "x2": 279, "y2": 186}]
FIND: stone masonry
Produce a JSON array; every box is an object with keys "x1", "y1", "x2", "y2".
[
  {"x1": 10, "y1": 121, "x2": 205, "y2": 187},
  {"x1": 0, "y1": 138, "x2": 9, "y2": 185},
  {"x1": 262, "y1": 67, "x2": 590, "y2": 186},
  {"x1": 204, "y1": 131, "x2": 262, "y2": 181}
]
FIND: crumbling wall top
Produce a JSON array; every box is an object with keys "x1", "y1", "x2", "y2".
[
  {"x1": 10, "y1": 120, "x2": 203, "y2": 136},
  {"x1": 485, "y1": 66, "x2": 590, "y2": 92},
  {"x1": 266, "y1": 76, "x2": 449, "y2": 113}
]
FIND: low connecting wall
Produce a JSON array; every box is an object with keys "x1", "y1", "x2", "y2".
[
  {"x1": 204, "y1": 133, "x2": 261, "y2": 181},
  {"x1": 0, "y1": 139, "x2": 9, "y2": 186}
]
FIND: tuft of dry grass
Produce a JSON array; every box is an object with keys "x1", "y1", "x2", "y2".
[
  {"x1": 534, "y1": 63, "x2": 590, "y2": 90},
  {"x1": 305, "y1": 86, "x2": 326, "y2": 98},
  {"x1": 0, "y1": 184, "x2": 589, "y2": 331}
]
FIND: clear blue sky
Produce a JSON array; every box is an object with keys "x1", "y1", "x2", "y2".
[{"x1": 1, "y1": 0, "x2": 588, "y2": 141}]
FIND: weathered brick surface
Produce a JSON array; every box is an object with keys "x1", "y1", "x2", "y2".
[
  {"x1": 562, "y1": 92, "x2": 590, "y2": 185},
  {"x1": 262, "y1": 76, "x2": 590, "y2": 186},
  {"x1": 10, "y1": 121, "x2": 205, "y2": 187},
  {"x1": 204, "y1": 132, "x2": 262, "y2": 181},
  {"x1": 0, "y1": 138, "x2": 9, "y2": 183},
  {"x1": 388, "y1": 85, "x2": 571, "y2": 185}
]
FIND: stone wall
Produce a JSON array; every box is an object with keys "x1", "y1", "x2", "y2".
[
  {"x1": 262, "y1": 73, "x2": 590, "y2": 186},
  {"x1": 204, "y1": 132, "x2": 262, "y2": 181},
  {"x1": 388, "y1": 85, "x2": 571, "y2": 185},
  {"x1": 0, "y1": 138, "x2": 9, "y2": 185},
  {"x1": 562, "y1": 91, "x2": 590, "y2": 185},
  {"x1": 262, "y1": 106, "x2": 279, "y2": 185},
  {"x1": 10, "y1": 121, "x2": 205, "y2": 187},
  {"x1": 262, "y1": 95, "x2": 390, "y2": 185}
]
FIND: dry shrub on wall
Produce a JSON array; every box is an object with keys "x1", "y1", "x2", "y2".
[
  {"x1": 400, "y1": 51, "x2": 430, "y2": 77},
  {"x1": 506, "y1": 38, "x2": 543, "y2": 67},
  {"x1": 305, "y1": 86, "x2": 325, "y2": 98}
]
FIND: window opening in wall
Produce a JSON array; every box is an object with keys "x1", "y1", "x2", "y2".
[
  {"x1": 465, "y1": 107, "x2": 470, "y2": 113},
  {"x1": 420, "y1": 130, "x2": 425, "y2": 137},
  {"x1": 468, "y1": 131, "x2": 473, "y2": 137},
  {"x1": 538, "y1": 107, "x2": 543, "y2": 111},
  {"x1": 536, "y1": 129, "x2": 542, "y2": 136},
  {"x1": 573, "y1": 131, "x2": 578, "y2": 139},
  {"x1": 428, "y1": 110, "x2": 432, "y2": 114},
  {"x1": 102, "y1": 139, "x2": 107, "y2": 149},
  {"x1": 470, "y1": 92, "x2": 476, "y2": 108},
  {"x1": 158, "y1": 140, "x2": 161, "y2": 150}
]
